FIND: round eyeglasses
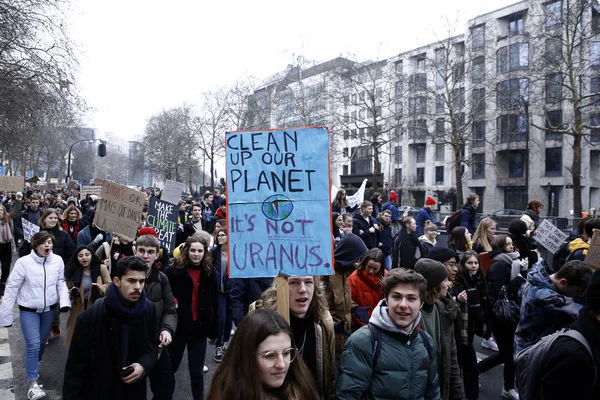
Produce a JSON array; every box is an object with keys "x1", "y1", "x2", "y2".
[{"x1": 257, "y1": 347, "x2": 297, "y2": 367}]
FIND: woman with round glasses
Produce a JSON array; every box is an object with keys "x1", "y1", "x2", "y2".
[{"x1": 207, "y1": 309, "x2": 319, "y2": 400}]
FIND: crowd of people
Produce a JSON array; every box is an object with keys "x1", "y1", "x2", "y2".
[{"x1": 0, "y1": 186, "x2": 599, "y2": 399}]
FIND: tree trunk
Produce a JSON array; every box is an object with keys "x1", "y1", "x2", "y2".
[
  {"x1": 372, "y1": 141, "x2": 380, "y2": 193},
  {"x1": 572, "y1": 133, "x2": 582, "y2": 217},
  {"x1": 454, "y1": 146, "x2": 463, "y2": 208},
  {"x1": 210, "y1": 156, "x2": 215, "y2": 189}
]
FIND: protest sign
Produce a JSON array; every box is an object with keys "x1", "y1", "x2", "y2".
[
  {"x1": 162, "y1": 180, "x2": 185, "y2": 205},
  {"x1": 80, "y1": 185, "x2": 103, "y2": 200},
  {"x1": 534, "y1": 219, "x2": 568, "y2": 254},
  {"x1": 585, "y1": 229, "x2": 600, "y2": 270},
  {"x1": 0, "y1": 176, "x2": 24, "y2": 192},
  {"x1": 22, "y1": 218, "x2": 40, "y2": 242},
  {"x1": 147, "y1": 197, "x2": 177, "y2": 253},
  {"x1": 226, "y1": 127, "x2": 333, "y2": 278},
  {"x1": 94, "y1": 181, "x2": 145, "y2": 239}
]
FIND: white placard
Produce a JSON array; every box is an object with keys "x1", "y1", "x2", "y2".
[
  {"x1": 22, "y1": 218, "x2": 40, "y2": 243},
  {"x1": 162, "y1": 180, "x2": 185, "y2": 205},
  {"x1": 534, "y1": 219, "x2": 568, "y2": 254}
]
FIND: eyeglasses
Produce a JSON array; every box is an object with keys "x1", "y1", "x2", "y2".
[
  {"x1": 136, "y1": 249, "x2": 157, "y2": 256},
  {"x1": 444, "y1": 262, "x2": 457, "y2": 269},
  {"x1": 217, "y1": 234, "x2": 227, "y2": 238},
  {"x1": 257, "y1": 347, "x2": 297, "y2": 367}
]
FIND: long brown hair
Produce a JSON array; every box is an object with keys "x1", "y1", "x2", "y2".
[
  {"x1": 356, "y1": 248, "x2": 385, "y2": 276},
  {"x1": 38, "y1": 208, "x2": 61, "y2": 230},
  {"x1": 333, "y1": 189, "x2": 348, "y2": 208},
  {"x1": 206, "y1": 309, "x2": 319, "y2": 400},
  {"x1": 0, "y1": 204, "x2": 11, "y2": 226},
  {"x1": 175, "y1": 236, "x2": 212, "y2": 273},
  {"x1": 259, "y1": 276, "x2": 328, "y2": 324}
]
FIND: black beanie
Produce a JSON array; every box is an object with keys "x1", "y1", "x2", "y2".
[
  {"x1": 427, "y1": 246, "x2": 457, "y2": 263},
  {"x1": 586, "y1": 269, "x2": 600, "y2": 314},
  {"x1": 414, "y1": 258, "x2": 448, "y2": 289},
  {"x1": 509, "y1": 219, "x2": 528, "y2": 236},
  {"x1": 334, "y1": 233, "x2": 368, "y2": 267}
]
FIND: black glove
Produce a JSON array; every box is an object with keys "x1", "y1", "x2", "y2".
[
  {"x1": 60, "y1": 306, "x2": 70, "y2": 313},
  {"x1": 333, "y1": 320, "x2": 351, "y2": 336},
  {"x1": 352, "y1": 306, "x2": 372, "y2": 324}
]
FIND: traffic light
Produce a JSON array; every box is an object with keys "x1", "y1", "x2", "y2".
[{"x1": 98, "y1": 143, "x2": 106, "y2": 157}]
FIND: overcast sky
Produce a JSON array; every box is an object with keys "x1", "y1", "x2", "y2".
[{"x1": 68, "y1": 0, "x2": 517, "y2": 141}]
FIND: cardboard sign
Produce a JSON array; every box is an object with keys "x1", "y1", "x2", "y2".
[
  {"x1": 94, "y1": 181, "x2": 145, "y2": 239},
  {"x1": 22, "y1": 218, "x2": 40, "y2": 242},
  {"x1": 80, "y1": 185, "x2": 102, "y2": 200},
  {"x1": 162, "y1": 180, "x2": 185, "y2": 205},
  {"x1": 225, "y1": 127, "x2": 333, "y2": 278},
  {"x1": 147, "y1": 197, "x2": 177, "y2": 253},
  {"x1": 0, "y1": 176, "x2": 25, "y2": 192},
  {"x1": 585, "y1": 230, "x2": 600, "y2": 270},
  {"x1": 535, "y1": 219, "x2": 568, "y2": 254}
]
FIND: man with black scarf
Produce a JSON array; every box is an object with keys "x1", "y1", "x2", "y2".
[{"x1": 63, "y1": 256, "x2": 158, "y2": 400}]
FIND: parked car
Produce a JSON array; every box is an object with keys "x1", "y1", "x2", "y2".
[
  {"x1": 487, "y1": 209, "x2": 522, "y2": 217},
  {"x1": 398, "y1": 206, "x2": 420, "y2": 217}
]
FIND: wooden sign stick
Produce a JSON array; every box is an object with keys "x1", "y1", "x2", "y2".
[{"x1": 275, "y1": 275, "x2": 290, "y2": 324}]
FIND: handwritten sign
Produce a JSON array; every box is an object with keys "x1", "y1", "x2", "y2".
[
  {"x1": 80, "y1": 185, "x2": 102, "y2": 200},
  {"x1": 162, "y1": 180, "x2": 185, "y2": 205},
  {"x1": 94, "y1": 181, "x2": 144, "y2": 239},
  {"x1": 226, "y1": 127, "x2": 333, "y2": 278},
  {"x1": 0, "y1": 176, "x2": 24, "y2": 192},
  {"x1": 147, "y1": 197, "x2": 177, "y2": 253},
  {"x1": 22, "y1": 218, "x2": 40, "y2": 242},
  {"x1": 535, "y1": 219, "x2": 568, "y2": 254},
  {"x1": 585, "y1": 230, "x2": 600, "y2": 270}
]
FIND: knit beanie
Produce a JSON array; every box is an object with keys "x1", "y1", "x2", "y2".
[
  {"x1": 425, "y1": 195, "x2": 436, "y2": 206},
  {"x1": 586, "y1": 269, "x2": 600, "y2": 314},
  {"x1": 509, "y1": 219, "x2": 528, "y2": 236},
  {"x1": 389, "y1": 190, "x2": 398, "y2": 202},
  {"x1": 414, "y1": 258, "x2": 448, "y2": 289},
  {"x1": 138, "y1": 227, "x2": 158, "y2": 238},
  {"x1": 426, "y1": 246, "x2": 457, "y2": 263},
  {"x1": 334, "y1": 233, "x2": 368, "y2": 267}
]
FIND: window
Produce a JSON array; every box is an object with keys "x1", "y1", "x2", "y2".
[
  {"x1": 592, "y1": 42, "x2": 600, "y2": 69},
  {"x1": 416, "y1": 144, "x2": 426, "y2": 163},
  {"x1": 591, "y1": 113, "x2": 600, "y2": 142},
  {"x1": 504, "y1": 186, "x2": 527, "y2": 210},
  {"x1": 454, "y1": 42, "x2": 465, "y2": 58},
  {"x1": 509, "y1": 16, "x2": 524, "y2": 37},
  {"x1": 343, "y1": 130, "x2": 350, "y2": 140},
  {"x1": 351, "y1": 94, "x2": 358, "y2": 104},
  {"x1": 409, "y1": 97, "x2": 427, "y2": 116},
  {"x1": 453, "y1": 63, "x2": 465, "y2": 82},
  {"x1": 417, "y1": 57, "x2": 426, "y2": 70},
  {"x1": 497, "y1": 43, "x2": 529, "y2": 73},
  {"x1": 343, "y1": 165, "x2": 348, "y2": 175},
  {"x1": 545, "y1": 110, "x2": 563, "y2": 140},
  {"x1": 435, "y1": 48, "x2": 445, "y2": 63},
  {"x1": 508, "y1": 151, "x2": 526, "y2": 178},
  {"x1": 409, "y1": 73, "x2": 427, "y2": 91},
  {"x1": 472, "y1": 153, "x2": 485, "y2": 179},
  {"x1": 497, "y1": 114, "x2": 528, "y2": 143},
  {"x1": 395, "y1": 81, "x2": 403, "y2": 97},
  {"x1": 452, "y1": 87, "x2": 465, "y2": 109},
  {"x1": 351, "y1": 111, "x2": 357, "y2": 121},
  {"x1": 545, "y1": 37, "x2": 562, "y2": 63},
  {"x1": 394, "y1": 168, "x2": 403, "y2": 186},
  {"x1": 416, "y1": 167, "x2": 425, "y2": 184},
  {"x1": 436, "y1": 71, "x2": 445, "y2": 89},
  {"x1": 473, "y1": 120, "x2": 486, "y2": 147},
  {"x1": 472, "y1": 56, "x2": 485, "y2": 83},
  {"x1": 497, "y1": 78, "x2": 529, "y2": 110},
  {"x1": 409, "y1": 119, "x2": 428, "y2": 139},
  {"x1": 359, "y1": 109, "x2": 366, "y2": 119},
  {"x1": 344, "y1": 113, "x2": 349, "y2": 123},
  {"x1": 545, "y1": 148, "x2": 562, "y2": 177},
  {"x1": 435, "y1": 166, "x2": 444, "y2": 184},
  {"x1": 343, "y1": 147, "x2": 349, "y2": 157},
  {"x1": 395, "y1": 61, "x2": 403, "y2": 74},
  {"x1": 351, "y1": 145, "x2": 373, "y2": 174},
  {"x1": 546, "y1": 73, "x2": 563, "y2": 104},
  {"x1": 395, "y1": 102, "x2": 403, "y2": 117},
  {"x1": 359, "y1": 91, "x2": 366, "y2": 102},
  {"x1": 394, "y1": 146, "x2": 402, "y2": 164},
  {"x1": 436, "y1": 119, "x2": 445, "y2": 136},
  {"x1": 591, "y1": 77, "x2": 600, "y2": 106},
  {"x1": 472, "y1": 88, "x2": 485, "y2": 115},
  {"x1": 351, "y1": 129, "x2": 358, "y2": 139},
  {"x1": 436, "y1": 143, "x2": 445, "y2": 161},
  {"x1": 436, "y1": 94, "x2": 445, "y2": 114},
  {"x1": 395, "y1": 125, "x2": 403, "y2": 141},
  {"x1": 546, "y1": 1, "x2": 562, "y2": 30},
  {"x1": 471, "y1": 25, "x2": 485, "y2": 50}
]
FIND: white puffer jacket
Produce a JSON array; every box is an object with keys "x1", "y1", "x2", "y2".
[{"x1": 0, "y1": 250, "x2": 70, "y2": 326}]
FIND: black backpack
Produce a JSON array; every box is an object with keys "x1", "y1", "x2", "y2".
[
  {"x1": 369, "y1": 323, "x2": 433, "y2": 367},
  {"x1": 445, "y1": 209, "x2": 462, "y2": 233}
]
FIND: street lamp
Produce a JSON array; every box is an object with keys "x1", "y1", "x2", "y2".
[{"x1": 65, "y1": 139, "x2": 106, "y2": 184}]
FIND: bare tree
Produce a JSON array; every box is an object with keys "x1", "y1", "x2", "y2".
[{"x1": 198, "y1": 89, "x2": 230, "y2": 189}]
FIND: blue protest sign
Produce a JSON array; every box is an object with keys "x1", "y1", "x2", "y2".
[
  {"x1": 226, "y1": 127, "x2": 333, "y2": 278},
  {"x1": 26, "y1": 170, "x2": 33, "y2": 179},
  {"x1": 0, "y1": 166, "x2": 5, "y2": 176}
]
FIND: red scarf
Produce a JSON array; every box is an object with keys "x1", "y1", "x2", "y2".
[{"x1": 188, "y1": 269, "x2": 201, "y2": 321}]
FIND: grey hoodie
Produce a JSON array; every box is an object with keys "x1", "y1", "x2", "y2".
[{"x1": 370, "y1": 299, "x2": 422, "y2": 336}]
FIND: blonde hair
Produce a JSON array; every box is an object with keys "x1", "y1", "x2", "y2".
[{"x1": 473, "y1": 218, "x2": 495, "y2": 252}]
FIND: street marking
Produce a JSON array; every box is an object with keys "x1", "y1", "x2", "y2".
[
  {"x1": 0, "y1": 389, "x2": 15, "y2": 400},
  {"x1": 0, "y1": 362, "x2": 12, "y2": 380},
  {"x1": 0, "y1": 330, "x2": 7, "y2": 340},
  {"x1": 476, "y1": 352, "x2": 488, "y2": 362},
  {"x1": 0, "y1": 344, "x2": 8, "y2": 358}
]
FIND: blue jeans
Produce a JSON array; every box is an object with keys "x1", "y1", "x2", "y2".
[
  {"x1": 216, "y1": 292, "x2": 232, "y2": 347},
  {"x1": 20, "y1": 309, "x2": 55, "y2": 382},
  {"x1": 384, "y1": 255, "x2": 392, "y2": 271},
  {"x1": 169, "y1": 332, "x2": 207, "y2": 400}
]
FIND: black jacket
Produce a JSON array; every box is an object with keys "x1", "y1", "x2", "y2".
[
  {"x1": 165, "y1": 265, "x2": 218, "y2": 338},
  {"x1": 230, "y1": 277, "x2": 273, "y2": 326},
  {"x1": 540, "y1": 308, "x2": 600, "y2": 400},
  {"x1": 13, "y1": 206, "x2": 43, "y2": 241},
  {"x1": 392, "y1": 229, "x2": 424, "y2": 270},
  {"x1": 63, "y1": 297, "x2": 158, "y2": 400},
  {"x1": 145, "y1": 264, "x2": 178, "y2": 336},
  {"x1": 352, "y1": 214, "x2": 379, "y2": 249}
]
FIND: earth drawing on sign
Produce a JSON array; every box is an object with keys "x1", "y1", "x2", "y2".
[{"x1": 262, "y1": 194, "x2": 293, "y2": 221}]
